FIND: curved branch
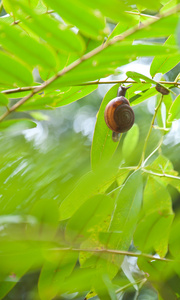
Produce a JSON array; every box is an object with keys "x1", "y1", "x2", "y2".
[{"x1": 0, "y1": 3, "x2": 180, "y2": 122}]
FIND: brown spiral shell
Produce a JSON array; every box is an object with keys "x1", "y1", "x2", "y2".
[{"x1": 104, "y1": 96, "x2": 135, "y2": 133}]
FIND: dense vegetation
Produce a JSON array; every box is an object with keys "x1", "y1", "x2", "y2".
[{"x1": 0, "y1": 0, "x2": 180, "y2": 299}]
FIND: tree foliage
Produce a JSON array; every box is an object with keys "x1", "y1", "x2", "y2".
[{"x1": 0, "y1": 0, "x2": 180, "y2": 299}]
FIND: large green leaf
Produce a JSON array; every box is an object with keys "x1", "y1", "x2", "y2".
[
  {"x1": 38, "y1": 251, "x2": 78, "y2": 300},
  {"x1": 13, "y1": 1, "x2": 85, "y2": 54},
  {"x1": 18, "y1": 85, "x2": 98, "y2": 111},
  {"x1": 0, "y1": 51, "x2": 33, "y2": 87},
  {"x1": 65, "y1": 194, "x2": 114, "y2": 246},
  {"x1": 150, "y1": 35, "x2": 180, "y2": 77},
  {"x1": 0, "y1": 20, "x2": 56, "y2": 70},
  {"x1": 143, "y1": 176, "x2": 173, "y2": 215},
  {"x1": 59, "y1": 166, "x2": 129, "y2": 220},
  {"x1": 42, "y1": 0, "x2": 106, "y2": 40},
  {"x1": 130, "y1": 14, "x2": 179, "y2": 39},
  {"x1": 108, "y1": 170, "x2": 143, "y2": 250},
  {"x1": 50, "y1": 43, "x2": 178, "y2": 88},
  {"x1": 91, "y1": 84, "x2": 120, "y2": 170},
  {"x1": 134, "y1": 211, "x2": 174, "y2": 257},
  {"x1": 2, "y1": 0, "x2": 38, "y2": 15},
  {"x1": 122, "y1": 124, "x2": 139, "y2": 160}
]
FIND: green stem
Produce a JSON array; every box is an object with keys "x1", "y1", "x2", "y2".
[{"x1": 137, "y1": 94, "x2": 163, "y2": 168}]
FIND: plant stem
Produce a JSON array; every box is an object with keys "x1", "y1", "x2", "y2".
[
  {"x1": 0, "y1": 4, "x2": 180, "y2": 122},
  {"x1": 137, "y1": 94, "x2": 163, "y2": 167},
  {"x1": 1, "y1": 80, "x2": 179, "y2": 95},
  {"x1": 142, "y1": 169, "x2": 180, "y2": 180},
  {"x1": 51, "y1": 247, "x2": 174, "y2": 262},
  {"x1": 116, "y1": 278, "x2": 147, "y2": 294}
]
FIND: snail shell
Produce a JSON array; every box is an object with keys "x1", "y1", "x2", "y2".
[{"x1": 104, "y1": 96, "x2": 135, "y2": 133}]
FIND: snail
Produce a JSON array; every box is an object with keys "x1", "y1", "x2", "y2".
[
  {"x1": 155, "y1": 84, "x2": 169, "y2": 95},
  {"x1": 104, "y1": 85, "x2": 135, "y2": 141}
]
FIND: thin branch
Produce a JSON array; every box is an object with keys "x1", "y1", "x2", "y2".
[
  {"x1": 51, "y1": 247, "x2": 174, "y2": 262},
  {"x1": 1, "y1": 80, "x2": 180, "y2": 95},
  {"x1": 125, "y1": 11, "x2": 159, "y2": 19},
  {"x1": 116, "y1": 278, "x2": 147, "y2": 294},
  {"x1": 138, "y1": 94, "x2": 163, "y2": 167},
  {"x1": 141, "y1": 137, "x2": 163, "y2": 168},
  {"x1": 1, "y1": 4, "x2": 180, "y2": 122},
  {"x1": 142, "y1": 168, "x2": 180, "y2": 181}
]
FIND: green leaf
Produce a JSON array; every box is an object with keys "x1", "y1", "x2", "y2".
[
  {"x1": 145, "y1": 155, "x2": 180, "y2": 193},
  {"x1": 143, "y1": 176, "x2": 173, "y2": 215},
  {"x1": 0, "y1": 119, "x2": 37, "y2": 131},
  {"x1": 0, "y1": 51, "x2": 33, "y2": 87},
  {"x1": 42, "y1": 0, "x2": 106, "y2": 40},
  {"x1": 127, "y1": 0, "x2": 161, "y2": 10},
  {"x1": 0, "y1": 19, "x2": 56, "y2": 70},
  {"x1": 126, "y1": 71, "x2": 156, "y2": 84},
  {"x1": 168, "y1": 94, "x2": 180, "y2": 123},
  {"x1": 108, "y1": 170, "x2": 143, "y2": 250},
  {"x1": 51, "y1": 43, "x2": 177, "y2": 87},
  {"x1": 2, "y1": 0, "x2": 38, "y2": 15},
  {"x1": 65, "y1": 194, "x2": 114, "y2": 246},
  {"x1": 130, "y1": 14, "x2": 179, "y2": 39},
  {"x1": 18, "y1": 85, "x2": 98, "y2": 111},
  {"x1": 0, "y1": 93, "x2": 8, "y2": 106},
  {"x1": 91, "y1": 84, "x2": 120, "y2": 170},
  {"x1": 150, "y1": 35, "x2": 180, "y2": 77},
  {"x1": 59, "y1": 166, "x2": 129, "y2": 220},
  {"x1": 82, "y1": 0, "x2": 132, "y2": 24},
  {"x1": 14, "y1": 2, "x2": 85, "y2": 54},
  {"x1": 130, "y1": 87, "x2": 158, "y2": 105},
  {"x1": 38, "y1": 251, "x2": 78, "y2": 300},
  {"x1": 122, "y1": 124, "x2": 139, "y2": 160},
  {"x1": 26, "y1": 199, "x2": 59, "y2": 240},
  {"x1": 134, "y1": 211, "x2": 174, "y2": 257}
]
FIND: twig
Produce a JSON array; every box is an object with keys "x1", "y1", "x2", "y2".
[
  {"x1": 1, "y1": 80, "x2": 179, "y2": 95},
  {"x1": 0, "y1": 4, "x2": 180, "y2": 122},
  {"x1": 142, "y1": 168, "x2": 180, "y2": 181},
  {"x1": 50, "y1": 247, "x2": 174, "y2": 262},
  {"x1": 125, "y1": 11, "x2": 159, "y2": 19},
  {"x1": 138, "y1": 94, "x2": 163, "y2": 167}
]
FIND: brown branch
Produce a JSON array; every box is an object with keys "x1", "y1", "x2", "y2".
[
  {"x1": 1, "y1": 3, "x2": 180, "y2": 122},
  {"x1": 1, "y1": 79, "x2": 179, "y2": 95},
  {"x1": 51, "y1": 247, "x2": 174, "y2": 262}
]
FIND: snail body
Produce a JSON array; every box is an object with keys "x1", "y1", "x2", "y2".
[{"x1": 104, "y1": 86, "x2": 135, "y2": 135}]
